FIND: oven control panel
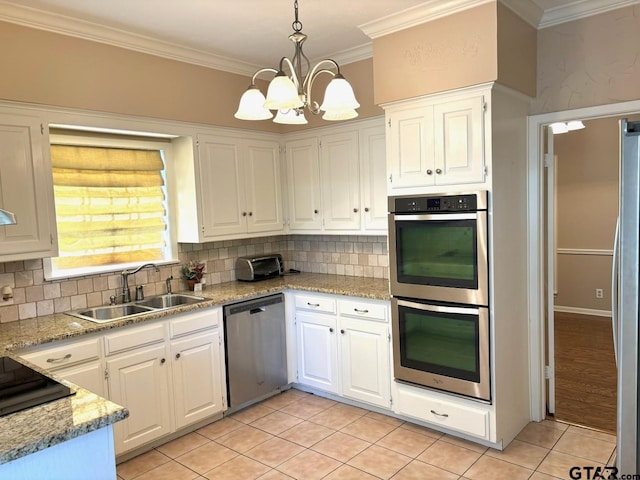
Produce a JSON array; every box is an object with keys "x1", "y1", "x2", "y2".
[{"x1": 392, "y1": 193, "x2": 481, "y2": 213}]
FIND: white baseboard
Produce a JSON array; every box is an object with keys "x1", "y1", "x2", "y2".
[{"x1": 554, "y1": 305, "x2": 611, "y2": 317}]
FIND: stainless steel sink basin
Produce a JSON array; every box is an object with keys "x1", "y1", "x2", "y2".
[
  {"x1": 69, "y1": 304, "x2": 155, "y2": 323},
  {"x1": 66, "y1": 294, "x2": 207, "y2": 324},
  {"x1": 135, "y1": 293, "x2": 206, "y2": 309}
]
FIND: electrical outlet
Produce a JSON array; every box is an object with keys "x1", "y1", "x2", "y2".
[{"x1": 596, "y1": 288, "x2": 604, "y2": 299}]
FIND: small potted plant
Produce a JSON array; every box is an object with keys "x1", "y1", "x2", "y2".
[{"x1": 181, "y1": 260, "x2": 206, "y2": 290}]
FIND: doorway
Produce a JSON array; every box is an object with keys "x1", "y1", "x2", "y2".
[{"x1": 527, "y1": 99, "x2": 640, "y2": 429}]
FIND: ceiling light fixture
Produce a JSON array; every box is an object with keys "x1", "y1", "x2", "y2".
[
  {"x1": 234, "y1": 0, "x2": 360, "y2": 125},
  {"x1": 549, "y1": 120, "x2": 586, "y2": 134}
]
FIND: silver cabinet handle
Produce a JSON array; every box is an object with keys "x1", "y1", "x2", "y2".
[
  {"x1": 430, "y1": 409, "x2": 449, "y2": 418},
  {"x1": 307, "y1": 302, "x2": 320, "y2": 307},
  {"x1": 354, "y1": 308, "x2": 369, "y2": 313},
  {"x1": 426, "y1": 169, "x2": 433, "y2": 175},
  {"x1": 435, "y1": 168, "x2": 442, "y2": 174},
  {"x1": 46, "y1": 353, "x2": 72, "y2": 363}
]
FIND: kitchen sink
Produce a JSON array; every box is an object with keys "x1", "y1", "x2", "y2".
[
  {"x1": 135, "y1": 293, "x2": 206, "y2": 309},
  {"x1": 66, "y1": 294, "x2": 207, "y2": 324}
]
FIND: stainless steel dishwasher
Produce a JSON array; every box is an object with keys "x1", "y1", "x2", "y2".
[{"x1": 223, "y1": 293, "x2": 288, "y2": 410}]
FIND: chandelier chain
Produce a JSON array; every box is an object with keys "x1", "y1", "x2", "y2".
[{"x1": 292, "y1": 0, "x2": 302, "y2": 32}]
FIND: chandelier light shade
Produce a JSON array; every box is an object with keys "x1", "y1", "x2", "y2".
[{"x1": 234, "y1": 0, "x2": 360, "y2": 125}]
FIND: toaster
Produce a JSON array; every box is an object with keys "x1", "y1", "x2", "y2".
[{"x1": 235, "y1": 254, "x2": 284, "y2": 282}]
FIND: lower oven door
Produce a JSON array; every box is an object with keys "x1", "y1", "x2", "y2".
[{"x1": 392, "y1": 297, "x2": 491, "y2": 402}]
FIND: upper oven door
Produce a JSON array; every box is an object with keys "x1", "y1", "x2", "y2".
[{"x1": 389, "y1": 211, "x2": 489, "y2": 306}]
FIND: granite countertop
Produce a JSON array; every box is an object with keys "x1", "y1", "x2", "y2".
[{"x1": 0, "y1": 273, "x2": 390, "y2": 465}]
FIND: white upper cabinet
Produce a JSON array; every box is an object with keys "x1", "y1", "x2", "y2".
[
  {"x1": 285, "y1": 137, "x2": 323, "y2": 231},
  {"x1": 176, "y1": 132, "x2": 284, "y2": 242},
  {"x1": 385, "y1": 87, "x2": 487, "y2": 194},
  {"x1": 359, "y1": 123, "x2": 388, "y2": 231},
  {"x1": 0, "y1": 109, "x2": 57, "y2": 260}
]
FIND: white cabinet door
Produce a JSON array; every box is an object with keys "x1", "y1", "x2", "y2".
[
  {"x1": 386, "y1": 105, "x2": 435, "y2": 192},
  {"x1": 296, "y1": 312, "x2": 339, "y2": 394},
  {"x1": 286, "y1": 137, "x2": 322, "y2": 230},
  {"x1": 434, "y1": 96, "x2": 485, "y2": 185},
  {"x1": 171, "y1": 330, "x2": 223, "y2": 430},
  {"x1": 320, "y1": 131, "x2": 360, "y2": 231},
  {"x1": 197, "y1": 134, "x2": 246, "y2": 237},
  {"x1": 339, "y1": 317, "x2": 391, "y2": 409},
  {"x1": 359, "y1": 123, "x2": 388, "y2": 232},
  {"x1": 0, "y1": 111, "x2": 57, "y2": 260},
  {"x1": 107, "y1": 343, "x2": 172, "y2": 455},
  {"x1": 243, "y1": 139, "x2": 284, "y2": 234},
  {"x1": 57, "y1": 361, "x2": 107, "y2": 399}
]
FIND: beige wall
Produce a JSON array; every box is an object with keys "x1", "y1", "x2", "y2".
[
  {"x1": 533, "y1": 4, "x2": 640, "y2": 114},
  {"x1": 0, "y1": 21, "x2": 380, "y2": 132},
  {"x1": 554, "y1": 116, "x2": 621, "y2": 311},
  {"x1": 371, "y1": 2, "x2": 536, "y2": 105}
]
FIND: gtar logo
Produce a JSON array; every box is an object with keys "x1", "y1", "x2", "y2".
[{"x1": 569, "y1": 466, "x2": 619, "y2": 480}]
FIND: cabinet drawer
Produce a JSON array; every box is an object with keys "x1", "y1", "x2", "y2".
[
  {"x1": 104, "y1": 322, "x2": 166, "y2": 356},
  {"x1": 396, "y1": 384, "x2": 489, "y2": 439},
  {"x1": 339, "y1": 299, "x2": 387, "y2": 322},
  {"x1": 295, "y1": 294, "x2": 336, "y2": 314},
  {"x1": 169, "y1": 308, "x2": 220, "y2": 339},
  {"x1": 21, "y1": 337, "x2": 101, "y2": 370}
]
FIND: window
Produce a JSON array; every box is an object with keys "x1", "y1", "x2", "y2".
[{"x1": 44, "y1": 131, "x2": 178, "y2": 280}]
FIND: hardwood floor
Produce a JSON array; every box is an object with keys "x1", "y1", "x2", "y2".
[{"x1": 554, "y1": 312, "x2": 617, "y2": 433}]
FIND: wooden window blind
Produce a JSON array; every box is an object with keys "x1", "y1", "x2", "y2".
[{"x1": 50, "y1": 145, "x2": 167, "y2": 270}]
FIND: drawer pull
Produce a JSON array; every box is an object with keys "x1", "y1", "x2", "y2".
[
  {"x1": 46, "y1": 353, "x2": 72, "y2": 363},
  {"x1": 430, "y1": 409, "x2": 449, "y2": 418},
  {"x1": 354, "y1": 308, "x2": 369, "y2": 313},
  {"x1": 307, "y1": 302, "x2": 320, "y2": 307}
]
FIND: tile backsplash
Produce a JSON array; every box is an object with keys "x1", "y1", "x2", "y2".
[{"x1": 0, "y1": 234, "x2": 389, "y2": 323}]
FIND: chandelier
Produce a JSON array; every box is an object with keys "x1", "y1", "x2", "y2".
[{"x1": 234, "y1": 0, "x2": 360, "y2": 125}]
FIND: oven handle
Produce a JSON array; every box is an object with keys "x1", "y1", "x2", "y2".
[
  {"x1": 396, "y1": 298, "x2": 480, "y2": 316},
  {"x1": 390, "y1": 213, "x2": 479, "y2": 221}
]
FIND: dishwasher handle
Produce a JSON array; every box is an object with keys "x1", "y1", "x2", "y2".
[
  {"x1": 224, "y1": 293, "x2": 284, "y2": 316},
  {"x1": 250, "y1": 307, "x2": 266, "y2": 315}
]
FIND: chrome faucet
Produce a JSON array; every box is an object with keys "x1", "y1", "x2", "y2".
[
  {"x1": 166, "y1": 275, "x2": 173, "y2": 294},
  {"x1": 120, "y1": 263, "x2": 159, "y2": 303}
]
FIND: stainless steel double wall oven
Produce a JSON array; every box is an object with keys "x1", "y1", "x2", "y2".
[{"x1": 388, "y1": 191, "x2": 491, "y2": 402}]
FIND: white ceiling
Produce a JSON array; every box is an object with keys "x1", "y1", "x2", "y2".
[{"x1": 0, "y1": 0, "x2": 636, "y2": 75}]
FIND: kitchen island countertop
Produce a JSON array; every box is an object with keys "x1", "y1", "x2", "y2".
[{"x1": 0, "y1": 273, "x2": 390, "y2": 464}]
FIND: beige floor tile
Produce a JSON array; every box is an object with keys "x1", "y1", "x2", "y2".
[
  {"x1": 197, "y1": 417, "x2": 244, "y2": 440},
  {"x1": 250, "y1": 411, "x2": 304, "y2": 435},
  {"x1": 279, "y1": 399, "x2": 331, "y2": 419},
  {"x1": 135, "y1": 460, "x2": 199, "y2": 480},
  {"x1": 245, "y1": 437, "x2": 305, "y2": 468},
  {"x1": 399, "y1": 422, "x2": 444, "y2": 439},
  {"x1": 175, "y1": 441, "x2": 238, "y2": 474},
  {"x1": 297, "y1": 394, "x2": 337, "y2": 409},
  {"x1": 287, "y1": 388, "x2": 310, "y2": 399},
  {"x1": 441, "y1": 434, "x2": 489, "y2": 454},
  {"x1": 485, "y1": 439, "x2": 549, "y2": 470},
  {"x1": 340, "y1": 415, "x2": 398, "y2": 442},
  {"x1": 311, "y1": 431, "x2": 371, "y2": 462},
  {"x1": 530, "y1": 472, "x2": 563, "y2": 480},
  {"x1": 156, "y1": 432, "x2": 209, "y2": 458},
  {"x1": 376, "y1": 426, "x2": 436, "y2": 457},
  {"x1": 516, "y1": 422, "x2": 564, "y2": 449},
  {"x1": 260, "y1": 390, "x2": 307, "y2": 410},
  {"x1": 215, "y1": 425, "x2": 274, "y2": 453},
  {"x1": 542, "y1": 419, "x2": 569, "y2": 431},
  {"x1": 392, "y1": 459, "x2": 459, "y2": 480},
  {"x1": 309, "y1": 404, "x2": 366, "y2": 430},
  {"x1": 279, "y1": 420, "x2": 335, "y2": 447},
  {"x1": 323, "y1": 464, "x2": 379, "y2": 479},
  {"x1": 232, "y1": 403, "x2": 277, "y2": 424},
  {"x1": 203, "y1": 455, "x2": 271, "y2": 480},
  {"x1": 364, "y1": 410, "x2": 404, "y2": 427},
  {"x1": 416, "y1": 439, "x2": 482, "y2": 475},
  {"x1": 566, "y1": 425, "x2": 617, "y2": 444},
  {"x1": 277, "y1": 449, "x2": 342, "y2": 480},
  {"x1": 117, "y1": 449, "x2": 171, "y2": 479},
  {"x1": 258, "y1": 470, "x2": 295, "y2": 479},
  {"x1": 347, "y1": 445, "x2": 411, "y2": 479},
  {"x1": 553, "y1": 432, "x2": 615, "y2": 464},
  {"x1": 464, "y1": 455, "x2": 533, "y2": 480},
  {"x1": 537, "y1": 450, "x2": 604, "y2": 480}
]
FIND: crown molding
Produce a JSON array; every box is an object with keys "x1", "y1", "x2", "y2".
[
  {"x1": 499, "y1": 0, "x2": 543, "y2": 27},
  {"x1": 539, "y1": 0, "x2": 640, "y2": 28}
]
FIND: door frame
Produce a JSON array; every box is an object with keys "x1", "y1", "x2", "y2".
[{"x1": 527, "y1": 99, "x2": 640, "y2": 421}]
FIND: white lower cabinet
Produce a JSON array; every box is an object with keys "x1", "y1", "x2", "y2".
[{"x1": 294, "y1": 292, "x2": 391, "y2": 409}]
